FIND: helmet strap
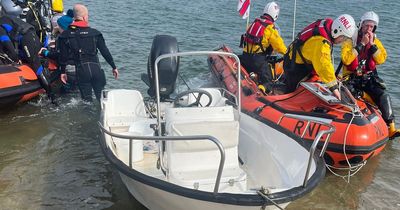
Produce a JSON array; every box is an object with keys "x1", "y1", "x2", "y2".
[{"x1": 261, "y1": 14, "x2": 275, "y2": 22}]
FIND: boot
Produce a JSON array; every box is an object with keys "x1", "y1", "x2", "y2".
[
  {"x1": 388, "y1": 122, "x2": 400, "y2": 140},
  {"x1": 258, "y1": 84, "x2": 267, "y2": 95}
]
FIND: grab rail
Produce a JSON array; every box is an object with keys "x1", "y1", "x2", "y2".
[
  {"x1": 98, "y1": 122, "x2": 226, "y2": 194},
  {"x1": 277, "y1": 114, "x2": 336, "y2": 187}
]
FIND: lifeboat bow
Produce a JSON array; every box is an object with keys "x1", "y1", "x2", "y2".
[{"x1": 208, "y1": 45, "x2": 389, "y2": 171}]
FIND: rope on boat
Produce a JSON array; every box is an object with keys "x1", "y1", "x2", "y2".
[
  {"x1": 326, "y1": 160, "x2": 366, "y2": 182},
  {"x1": 325, "y1": 84, "x2": 367, "y2": 182},
  {"x1": 328, "y1": 120, "x2": 367, "y2": 181},
  {"x1": 257, "y1": 187, "x2": 283, "y2": 210}
]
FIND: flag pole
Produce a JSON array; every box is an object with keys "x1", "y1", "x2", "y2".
[
  {"x1": 292, "y1": 0, "x2": 297, "y2": 41},
  {"x1": 246, "y1": 2, "x2": 251, "y2": 29},
  {"x1": 238, "y1": 0, "x2": 251, "y2": 29}
]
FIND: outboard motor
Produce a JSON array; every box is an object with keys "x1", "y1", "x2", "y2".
[
  {"x1": 144, "y1": 35, "x2": 179, "y2": 101},
  {"x1": 0, "y1": 0, "x2": 23, "y2": 18}
]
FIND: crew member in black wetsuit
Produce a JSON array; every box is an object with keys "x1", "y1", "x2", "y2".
[
  {"x1": 0, "y1": 15, "x2": 53, "y2": 100},
  {"x1": 0, "y1": 25, "x2": 19, "y2": 64},
  {"x1": 39, "y1": 14, "x2": 76, "y2": 93},
  {"x1": 58, "y1": 4, "x2": 118, "y2": 102}
]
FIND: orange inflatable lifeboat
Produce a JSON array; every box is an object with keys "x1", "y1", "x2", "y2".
[
  {"x1": 208, "y1": 46, "x2": 389, "y2": 169},
  {"x1": 0, "y1": 62, "x2": 59, "y2": 108}
]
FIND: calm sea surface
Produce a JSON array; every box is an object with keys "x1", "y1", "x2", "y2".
[{"x1": 1, "y1": 0, "x2": 399, "y2": 209}]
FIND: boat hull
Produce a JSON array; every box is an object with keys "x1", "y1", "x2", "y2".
[
  {"x1": 120, "y1": 173, "x2": 289, "y2": 210},
  {"x1": 0, "y1": 64, "x2": 60, "y2": 108},
  {"x1": 99, "y1": 122, "x2": 325, "y2": 210},
  {"x1": 98, "y1": 90, "x2": 327, "y2": 209}
]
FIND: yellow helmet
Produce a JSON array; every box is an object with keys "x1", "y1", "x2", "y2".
[{"x1": 52, "y1": 0, "x2": 64, "y2": 13}]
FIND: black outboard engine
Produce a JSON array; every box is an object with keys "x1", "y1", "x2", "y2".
[{"x1": 144, "y1": 35, "x2": 179, "y2": 101}]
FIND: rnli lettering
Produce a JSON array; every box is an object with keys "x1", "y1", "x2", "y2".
[
  {"x1": 339, "y1": 16, "x2": 351, "y2": 29},
  {"x1": 308, "y1": 123, "x2": 322, "y2": 137},
  {"x1": 294, "y1": 121, "x2": 304, "y2": 134},
  {"x1": 293, "y1": 121, "x2": 323, "y2": 138}
]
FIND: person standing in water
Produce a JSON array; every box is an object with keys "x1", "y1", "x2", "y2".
[{"x1": 58, "y1": 3, "x2": 118, "y2": 102}]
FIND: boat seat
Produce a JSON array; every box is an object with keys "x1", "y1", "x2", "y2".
[
  {"x1": 164, "y1": 106, "x2": 246, "y2": 192},
  {"x1": 112, "y1": 131, "x2": 144, "y2": 164},
  {"x1": 104, "y1": 89, "x2": 147, "y2": 128},
  {"x1": 105, "y1": 89, "x2": 147, "y2": 117},
  {"x1": 111, "y1": 117, "x2": 157, "y2": 166}
]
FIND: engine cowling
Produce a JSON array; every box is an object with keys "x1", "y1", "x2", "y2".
[{"x1": 146, "y1": 35, "x2": 179, "y2": 101}]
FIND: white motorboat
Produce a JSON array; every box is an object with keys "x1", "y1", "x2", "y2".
[{"x1": 98, "y1": 35, "x2": 335, "y2": 210}]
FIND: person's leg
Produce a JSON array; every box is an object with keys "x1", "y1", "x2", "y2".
[
  {"x1": 258, "y1": 61, "x2": 273, "y2": 92},
  {"x1": 240, "y1": 53, "x2": 256, "y2": 74},
  {"x1": 364, "y1": 80, "x2": 393, "y2": 123},
  {"x1": 62, "y1": 65, "x2": 77, "y2": 93},
  {"x1": 376, "y1": 92, "x2": 400, "y2": 139},
  {"x1": 364, "y1": 80, "x2": 399, "y2": 139},
  {"x1": 88, "y1": 62, "x2": 106, "y2": 101},
  {"x1": 241, "y1": 53, "x2": 271, "y2": 93},
  {"x1": 283, "y1": 64, "x2": 310, "y2": 93},
  {"x1": 76, "y1": 63, "x2": 94, "y2": 102}
]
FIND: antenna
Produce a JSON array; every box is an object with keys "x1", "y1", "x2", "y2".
[{"x1": 292, "y1": 0, "x2": 297, "y2": 41}]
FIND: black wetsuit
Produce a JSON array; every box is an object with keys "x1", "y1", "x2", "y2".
[
  {"x1": 0, "y1": 15, "x2": 52, "y2": 97},
  {"x1": 0, "y1": 26, "x2": 18, "y2": 64},
  {"x1": 345, "y1": 71, "x2": 394, "y2": 124},
  {"x1": 43, "y1": 39, "x2": 77, "y2": 93},
  {"x1": 58, "y1": 21, "x2": 117, "y2": 101}
]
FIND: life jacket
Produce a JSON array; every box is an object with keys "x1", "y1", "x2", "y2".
[
  {"x1": 345, "y1": 32, "x2": 376, "y2": 73},
  {"x1": 284, "y1": 19, "x2": 333, "y2": 72},
  {"x1": 283, "y1": 19, "x2": 333, "y2": 93},
  {"x1": 297, "y1": 19, "x2": 333, "y2": 45},
  {"x1": 241, "y1": 15, "x2": 274, "y2": 54}
]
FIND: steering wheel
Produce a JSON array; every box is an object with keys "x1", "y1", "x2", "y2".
[{"x1": 173, "y1": 89, "x2": 213, "y2": 107}]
